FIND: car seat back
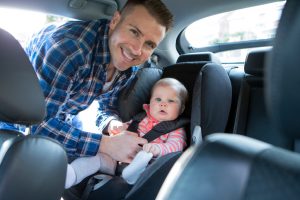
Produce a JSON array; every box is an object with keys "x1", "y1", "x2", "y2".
[
  {"x1": 0, "y1": 28, "x2": 68, "y2": 200},
  {"x1": 0, "y1": 28, "x2": 45, "y2": 125},
  {"x1": 233, "y1": 49, "x2": 293, "y2": 149}
]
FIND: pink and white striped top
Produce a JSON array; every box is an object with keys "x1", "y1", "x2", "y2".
[{"x1": 136, "y1": 104, "x2": 187, "y2": 156}]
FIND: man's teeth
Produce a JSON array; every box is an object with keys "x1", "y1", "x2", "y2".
[{"x1": 123, "y1": 49, "x2": 133, "y2": 61}]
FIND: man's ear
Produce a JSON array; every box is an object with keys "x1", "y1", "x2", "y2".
[{"x1": 109, "y1": 11, "x2": 121, "y2": 30}]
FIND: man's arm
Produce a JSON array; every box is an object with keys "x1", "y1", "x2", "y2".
[
  {"x1": 96, "y1": 67, "x2": 139, "y2": 134},
  {"x1": 27, "y1": 30, "x2": 102, "y2": 157},
  {"x1": 99, "y1": 131, "x2": 147, "y2": 163}
]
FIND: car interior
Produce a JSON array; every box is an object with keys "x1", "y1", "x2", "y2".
[{"x1": 1, "y1": 0, "x2": 300, "y2": 199}]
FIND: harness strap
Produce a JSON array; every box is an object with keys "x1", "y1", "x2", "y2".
[{"x1": 127, "y1": 112, "x2": 189, "y2": 143}]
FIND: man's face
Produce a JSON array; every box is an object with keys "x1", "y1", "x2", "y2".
[{"x1": 108, "y1": 5, "x2": 166, "y2": 71}]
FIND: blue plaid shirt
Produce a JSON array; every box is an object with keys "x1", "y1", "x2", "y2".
[{"x1": 24, "y1": 19, "x2": 139, "y2": 157}]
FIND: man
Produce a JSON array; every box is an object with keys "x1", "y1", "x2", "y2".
[{"x1": 25, "y1": 0, "x2": 173, "y2": 163}]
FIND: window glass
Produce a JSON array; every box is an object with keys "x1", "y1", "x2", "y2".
[
  {"x1": 184, "y1": 2, "x2": 285, "y2": 64},
  {"x1": 0, "y1": 7, "x2": 70, "y2": 47},
  {"x1": 0, "y1": 7, "x2": 81, "y2": 133},
  {"x1": 219, "y1": 47, "x2": 272, "y2": 66}
]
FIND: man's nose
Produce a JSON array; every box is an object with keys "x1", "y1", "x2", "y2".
[{"x1": 131, "y1": 40, "x2": 143, "y2": 56}]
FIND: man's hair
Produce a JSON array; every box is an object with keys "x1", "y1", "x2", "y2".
[
  {"x1": 121, "y1": 0, "x2": 173, "y2": 31},
  {"x1": 152, "y1": 78, "x2": 188, "y2": 106}
]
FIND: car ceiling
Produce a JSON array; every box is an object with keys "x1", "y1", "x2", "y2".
[{"x1": 0, "y1": 0, "x2": 283, "y2": 64}]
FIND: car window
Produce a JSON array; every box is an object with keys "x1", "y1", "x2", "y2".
[
  {"x1": 0, "y1": 7, "x2": 102, "y2": 133},
  {"x1": 0, "y1": 7, "x2": 73, "y2": 134},
  {"x1": 183, "y1": 1, "x2": 285, "y2": 65},
  {"x1": 0, "y1": 7, "x2": 70, "y2": 47}
]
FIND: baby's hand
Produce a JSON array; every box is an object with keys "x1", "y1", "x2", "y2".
[
  {"x1": 143, "y1": 144, "x2": 160, "y2": 157},
  {"x1": 108, "y1": 120, "x2": 128, "y2": 135}
]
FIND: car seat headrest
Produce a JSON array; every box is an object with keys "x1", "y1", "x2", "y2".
[
  {"x1": 176, "y1": 52, "x2": 221, "y2": 64},
  {"x1": 244, "y1": 49, "x2": 270, "y2": 77},
  {"x1": 0, "y1": 28, "x2": 45, "y2": 126},
  {"x1": 162, "y1": 62, "x2": 211, "y2": 119},
  {"x1": 265, "y1": 0, "x2": 300, "y2": 138}
]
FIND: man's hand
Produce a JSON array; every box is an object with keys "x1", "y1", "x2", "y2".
[
  {"x1": 99, "y1": 131, "x2": 147, "y2": 163},
  {"x1": 108, "y1": 120, "x2": 129, "y2": 135}
]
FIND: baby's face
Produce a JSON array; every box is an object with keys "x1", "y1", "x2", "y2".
[{"x1": 149, "y1": 85, "x2": 182, "y2": 122}]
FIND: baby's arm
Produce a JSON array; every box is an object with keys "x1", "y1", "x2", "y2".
[
  {"x1": 143, "y1": 144, "x2": 161, "y2": 157},
  {"x1": 143, "y1": 128, "x2": 187, "y2": 157}
]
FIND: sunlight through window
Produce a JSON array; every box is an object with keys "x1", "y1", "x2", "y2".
[{"x1": 0, "y1": 7, "x2": 70, "y2": 47}]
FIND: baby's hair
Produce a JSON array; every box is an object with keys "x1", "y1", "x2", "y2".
[{"x1": 152, "y1": 78, "x2": 188, "y2": 106}]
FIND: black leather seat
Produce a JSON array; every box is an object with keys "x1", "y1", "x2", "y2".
[
  {"x1": 0, "y1": 28, "x2": 68, "y2": 200},
  {"x1": 156, "y1": 1, "x2": 300, "y2": 199},
  {"x1": 233, "y1": 49, "x2": 292, "y2": 149}
]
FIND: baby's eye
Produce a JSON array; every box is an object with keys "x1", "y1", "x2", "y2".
[
  {"x1": 168, "y1": 99, "x2": 175, "y2": 103},
  {"x1": 155, "y1": 98, "x2": 161, "y2": 102}
]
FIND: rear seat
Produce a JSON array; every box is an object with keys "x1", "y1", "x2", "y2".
[
  {"x1": 180, "y1": 50, "x2": 294, "y2": 150},
  {"x1": 233, "y1": 49, "x2": 293, "y2": 149}
]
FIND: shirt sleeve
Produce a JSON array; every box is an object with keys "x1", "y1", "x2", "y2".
[
  {"x1": 153, "y1": 128, "x2": 187, "y2": 157},
  {"x1": 96, "y1": 67, "x2": 139, "y2": 132},
  {"x1": 96, "y1": 87, "x2": 122, "y2": 133},
  {"x1": 27, "y1": 32, "x2": 102, "y2": 157}
]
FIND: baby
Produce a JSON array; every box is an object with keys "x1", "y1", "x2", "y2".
[{"x1": 65, "y1": 78, "x2": 188, "y2": 188}]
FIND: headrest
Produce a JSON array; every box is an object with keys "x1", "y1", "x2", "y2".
[
  {"x1": 162, "y1": 62, "x2": 211, "y2": 118},
  {"x1": 265, "y1": 0, "x2": 300, "y2": 138},
  {"x1": 118, "y1": 67, "x2": 163, "y2": 122},
  {"x1": 0, "y1": 28, "x2": 45, "y2": 125},
  {"x1": 176, "y1": 52, "x2": 221, "y2": 64},
  {"x1": 244, "y1": 49, "x2": 270, "y2": 76}
]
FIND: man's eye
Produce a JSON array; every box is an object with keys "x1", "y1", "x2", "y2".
[
  {"x1": 155, "y1": 98, "x2": 161, "y2": 102},
  {"x1": 146, "y1": 42, "x2": 155, "y2": 50},
  {"x1": 130, "y1": 29, "x2": 139, "y2": 37}
]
